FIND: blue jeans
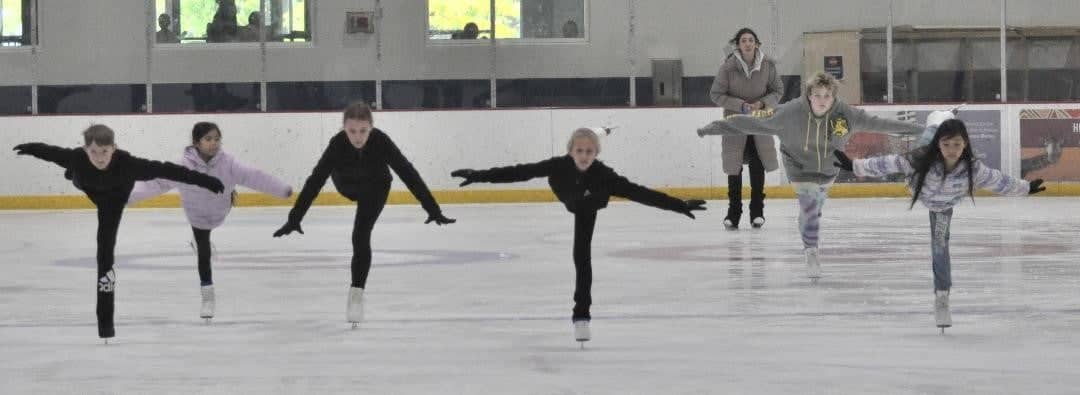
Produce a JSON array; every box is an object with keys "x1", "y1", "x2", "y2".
[{"x1": 930, "y1": 208, "x2": 954, "y2": 291}]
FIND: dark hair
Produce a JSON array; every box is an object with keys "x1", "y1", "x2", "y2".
[
  {"x1": 729, "y1": 27, "x2": 760, "y2": 46},
  {"x1": 343, "y1": 102, "x2": 373, "y2": 123},
  {"x1": 82, "y1": 124, "x2": 115, "y2": 146},
  {"x1": 192, "y1": 122, "x2": 221, "y2": 145},
  {"x1": 907, "y1": 119, "x2": 976, "y2": 209}
]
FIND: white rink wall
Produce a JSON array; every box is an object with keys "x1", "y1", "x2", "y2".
[{"x1": 0, "y1": 104, "x2": 1073, "y2": 197}]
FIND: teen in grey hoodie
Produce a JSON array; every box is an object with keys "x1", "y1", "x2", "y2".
[{"x1": 697, "y1": 72, "x2": 926, "y2": 279}]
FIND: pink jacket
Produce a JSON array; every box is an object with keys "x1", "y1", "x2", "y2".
[{"x1": 129, "y1": 147, "x2": 292, "y2": 229}]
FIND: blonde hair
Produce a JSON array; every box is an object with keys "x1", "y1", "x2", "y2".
[
  {"x1": 566, "y1": 127, "x2": 601, "y2": 154},
  {"x1": 803, "y1": 71, "x2": 840, "y2": 97}
]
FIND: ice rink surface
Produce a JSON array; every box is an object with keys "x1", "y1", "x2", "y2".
[{"x1": 2, "y1": 197, "x2": 1079, "y2": 394}]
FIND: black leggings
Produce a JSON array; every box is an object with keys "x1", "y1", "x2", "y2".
[
  {"x1": 349, "y1": 183, "x2": 391, "y2": 289},
  {"x1": 191, "y1": 227, "x2": 213, "y2": 285},
  {"x1": 95, "y1": 204, "x2": 124, "y2": 338},
  {"x1": 572, "y1": 208, "x2": 598, "y2": 321},
  {"x1": 726, "y1": 136, "x2": 766, "y2": 220}
]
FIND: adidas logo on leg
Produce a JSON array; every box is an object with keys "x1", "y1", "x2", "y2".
[{"x1": 98, "y1": 270, "x2": 116, "y2": 293}]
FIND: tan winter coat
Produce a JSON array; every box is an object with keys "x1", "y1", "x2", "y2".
[{"x1": 709, "y1": 50, "x2": 783, "y2": 175}]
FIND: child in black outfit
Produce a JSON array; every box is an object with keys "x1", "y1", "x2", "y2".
[
  {"x1": 273, "y1": 102, "x2": 455, "y2": 328},
  {"x1": 13, "y1": 124, "x2": 224, "y2": 341},
  {"x1": 452, "y1": 127, "x2": 705, "y2": 343}
]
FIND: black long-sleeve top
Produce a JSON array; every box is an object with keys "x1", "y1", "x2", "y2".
[
  {"x1": 16, "y1": 143, "x2": 223, "y2": 207},
  {"x1": 289, "y1": 129, "x2": 442, "y2": 224},
  {"x1": 468, "y1": 155, "x2": 691, "y2": 214}
]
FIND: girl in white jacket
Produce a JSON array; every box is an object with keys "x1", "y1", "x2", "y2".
[
  {"x1": 834, "y1": 119, "x2": 1045, "y2": 332},
  {"x1": 129, "y1": 122, "x2": 292, "y2": 321}
]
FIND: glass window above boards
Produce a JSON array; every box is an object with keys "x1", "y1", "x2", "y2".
[
  {"x1": 0, "y1": 0, "x2": 36, "y2": 48},
  {"x1": 428, "y1": 0, "x2": 587, "y2": 43},
  {"x1": 154, "y1": 0, "x2": 310, "y2": 45}
]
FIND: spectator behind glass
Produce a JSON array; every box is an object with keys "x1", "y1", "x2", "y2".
[
  {"x1": 238, "y1": 11, "x2": 264, "y2": 42},
  {"x1": 207, "y1": 0, "x2": 239, "y2": 43},
  {"x1": 451, "y1": 22, "x2": 479, "y2": 39},
  {"x1": 561, "y1": 19, "x2": 579, "y2": 38},
  {"x1": 156, "y1": 14, "x2": 180, "y2": 44}
]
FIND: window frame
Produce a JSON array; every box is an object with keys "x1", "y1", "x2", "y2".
[
  {"x1": 151, "y1": 0, "x2": 315, "y2": 48},
  {"x1": 0, "y1": 0, "x2": 37, "y2": 50},
  {"x1": 425, "y1": 0, "x2": 589, "y2": 47}
]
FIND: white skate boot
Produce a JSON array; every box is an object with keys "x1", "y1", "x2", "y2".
[
  {"x1": 200, "y1": 285, "x2": 215, "y2": 322},
  {"x1": 804, "y1": 247, "x2": 821, "y2": 280},
  {"x1": 935, "y1": 290, "x2": 952, "y2": 333},
  {"x1": 751, "y1": 217, "x2": 765, "y2": 228},
  {"x1": 573, "y1": 320, "x2": 591, "y2": 347},
  {"x1": 347, "y1": 287, "x2": 364, "y2": 329}
]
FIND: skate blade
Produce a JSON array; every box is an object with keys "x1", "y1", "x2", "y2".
[
  {"x1": 351, "y1": 322, "x2": 359, "y2": 330},
  {"x1": 203, "y1": 317, "x2": 212, "y2": 324}
]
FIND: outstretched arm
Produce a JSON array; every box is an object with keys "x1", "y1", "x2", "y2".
[
  {"x1": 13, "y1": 143, "x2": 78, "y2": 169},
  {"x1": 452, "y1": 157, "x2": 561, "y2": 186},
  {"x1": 130, "y1": 157, "x2": 224, "y2": 194},
  {"x1": 233, "y1": 158, "x2": 293, "y2": 199},
  {"x1": 608, "y1": 173, "x2": 706, "y2": 219},
  {"x1": 847, "y1": 152, "x2": 916, "y2": 179},
  {"x1": 697, "y1": 114, "x2": 783, "y2": 138},
  {"x1": 385, "y1": 138, "x2": 454, "y2": 225},
  {"x1": 385, "y1": 138, "x2": 441, "y2": 217},
  {"x1": 285, "y1": 143, "x2": 336, "y2": 227},
  {"x1": 127, "y1": 179, "x2": 177, "y2": 206},
  {"x1": 972, "y1": 161, "x2": 1032, "y2": 197},
  {"x1": 846, "y1": 105, "x2": 923, "y2": 136}
]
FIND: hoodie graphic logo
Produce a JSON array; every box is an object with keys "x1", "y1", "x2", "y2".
[{"x1": 832, "y1": 116, "x2": 849, "y2": 137}]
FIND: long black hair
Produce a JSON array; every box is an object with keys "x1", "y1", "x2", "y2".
[{"x1": 907, "y1": 118, "x2": 976, "y2": 209}]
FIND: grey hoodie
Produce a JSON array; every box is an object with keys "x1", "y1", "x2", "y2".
[{"x1": 698, "y1": 96, "x2": 924, "y2": 184}]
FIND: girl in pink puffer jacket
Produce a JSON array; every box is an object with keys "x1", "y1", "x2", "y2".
[{"x1": 128, "y1": 122, "x2": 292, "y2": 321}]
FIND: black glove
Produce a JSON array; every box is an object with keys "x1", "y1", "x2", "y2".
[
  {"x1": 203, "y1": 177, "x2": 225, "y2": 194},
  {"x1": 425, "y1": 212, "x2": 456, "y2": 225},
  {"x1": 450, "y1": 169, "x2": 477, "y2": 187},
  {"x1": 273, "y1": 221, "x2": 304, "y2": 237},
  {"x1": 13, "y1": 143, "x2": 45, "y2": 156},
  {"x1": 833, "y1": 150, "x2": 853, "y2": 172},
  {"x1": 1028, "y1": 179, "x2": 1045, "y2": 195},
  {"x1": 681, "y1": 199, "x2": 707, "y2": 219}
]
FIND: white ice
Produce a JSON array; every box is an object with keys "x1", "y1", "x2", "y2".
[{"x1": 2, "y1": 197, "x2": 1080, "y2": 394}]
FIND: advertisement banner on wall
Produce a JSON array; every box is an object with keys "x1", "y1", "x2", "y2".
[
  {"x1": 836, "y1": 109, "x2": 1002, "y2": 183},
  {"x1": 1018, "y1": 109, "x2": 1080, "y2": 182}
]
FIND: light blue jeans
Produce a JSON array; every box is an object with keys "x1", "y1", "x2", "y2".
[
  {"x1": 793, "y1": 182, "x2": 830, "y2": 249},
  {"x1": 930, "y1": 208, "x2": 954, "y2": 291}
]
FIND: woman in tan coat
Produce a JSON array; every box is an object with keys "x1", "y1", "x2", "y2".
[{"x1": 709, "y1": 27, "x2": 783, "y2": 229}]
